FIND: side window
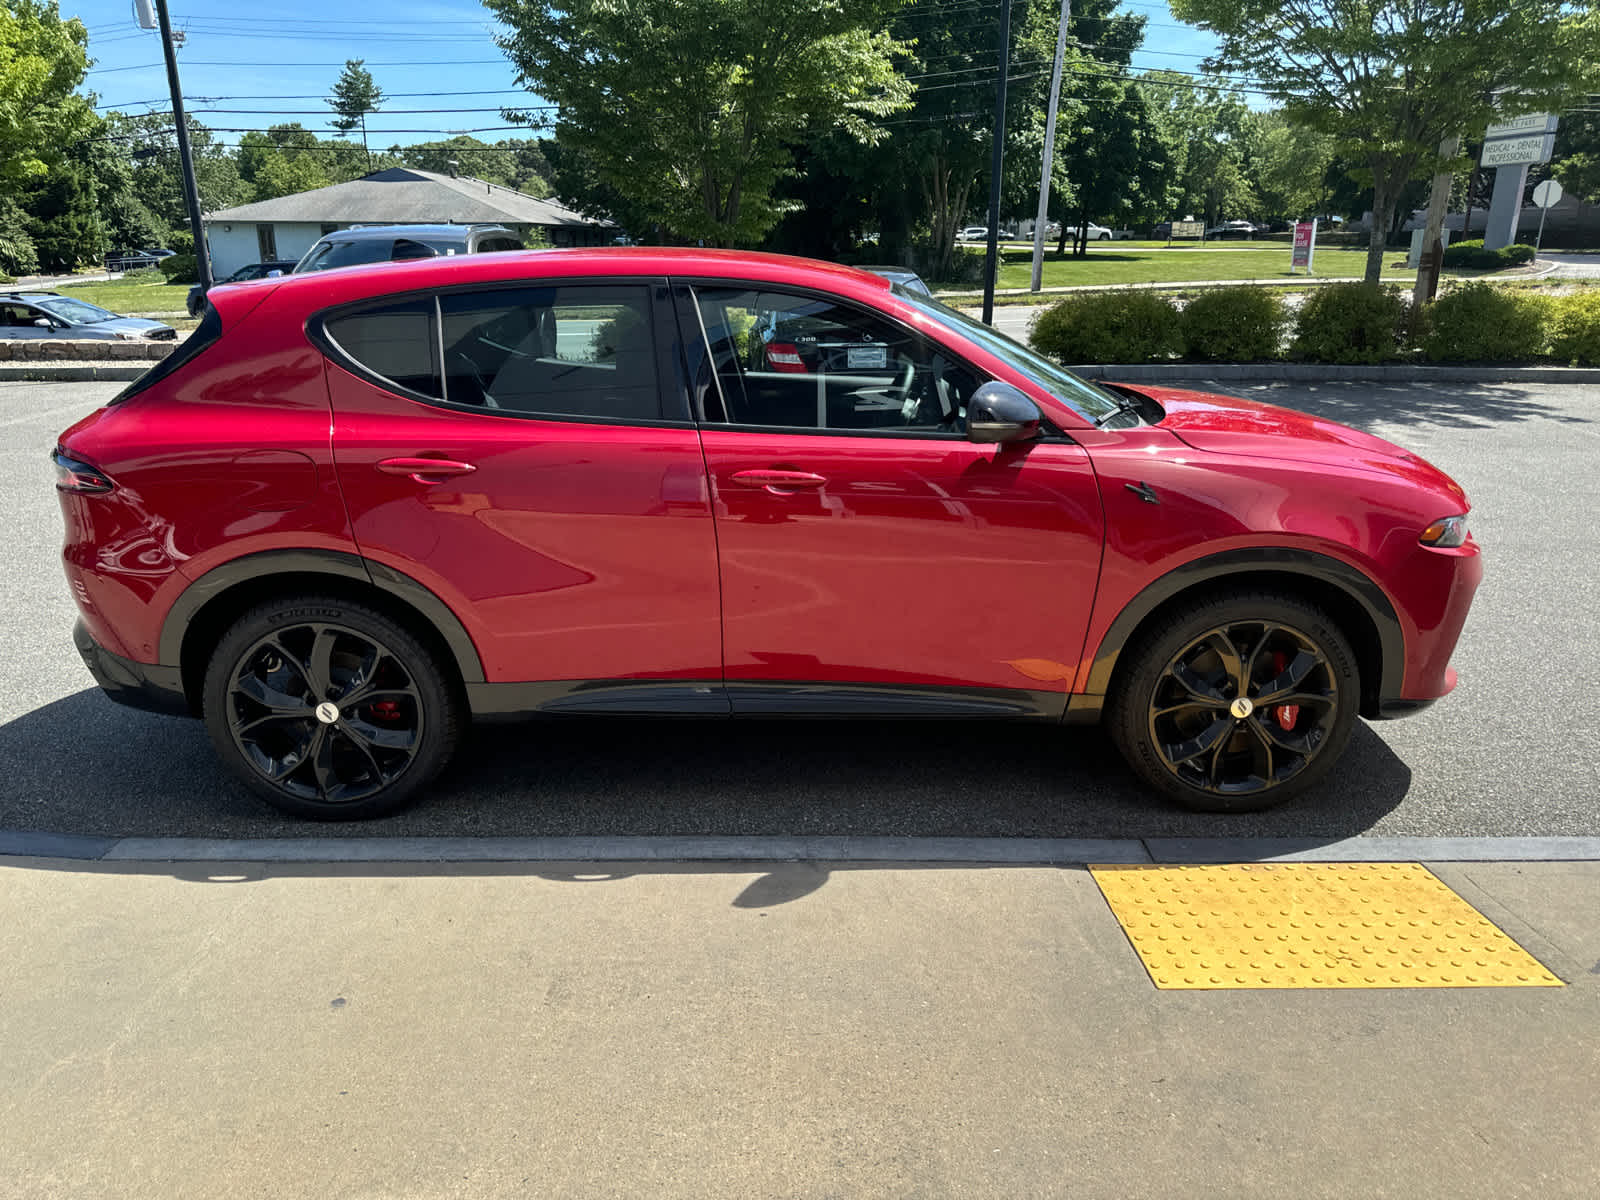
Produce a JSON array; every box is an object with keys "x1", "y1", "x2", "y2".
[
  {"x1": 690, "y1": 287, "x2": 978, "y2": 434},
  {"x1": 319, "y1": 239, "x2": 394, "y2": 270},
  {"x1": 438, "y1": 285, "x2": 660, "y2": 420},
  {"x1": 324, "y1": 299, "x2": 442, "y2": 399}
]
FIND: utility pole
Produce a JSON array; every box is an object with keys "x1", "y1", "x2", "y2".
[
  {"x1": 981, "y1": 0, "x2": 1012, "y2": 325},
  {"x1": 1413, "y1": 135, "x2": 1460, "y2": 306},
  {"x1": 135, "y1": 0, "x2": 213, "y2": 290},
  {"x1": 1030, "y1": 0, "x2": 1071, "y2": 293}
]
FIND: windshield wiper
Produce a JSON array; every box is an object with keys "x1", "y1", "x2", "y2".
[{"x1": 1094, "y1": 394, "x2": 1144, "y2": 428}]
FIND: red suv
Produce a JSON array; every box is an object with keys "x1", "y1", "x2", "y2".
[{"x1": 54, "y1": 249, "x2": 1480, "y2": 820}]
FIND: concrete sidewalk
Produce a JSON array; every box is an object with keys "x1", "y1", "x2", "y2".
[{"x1": 2, "y1": 853, "x2": 1596, "y2": 1198}]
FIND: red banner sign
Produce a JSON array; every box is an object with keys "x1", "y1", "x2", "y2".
[{"x1": 1292, "y1": 220, "x2": 1317, "y2": 273}]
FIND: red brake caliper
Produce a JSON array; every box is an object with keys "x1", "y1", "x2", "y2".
[
  {"x1": 368, "y1": 699, "x2": 404, "y2": 725},
  {"x1": 1272, "y1": 651, "x2": 1299, "y2": 731}
]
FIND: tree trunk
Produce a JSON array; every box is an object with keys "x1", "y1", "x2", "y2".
[{"x1": 1365, "y1": 168, "x2": 1391, "y2": 286}]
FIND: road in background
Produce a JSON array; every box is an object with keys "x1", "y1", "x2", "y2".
[{"x1": 2, "y1": 379, "x2": 1596, "y2": 840}]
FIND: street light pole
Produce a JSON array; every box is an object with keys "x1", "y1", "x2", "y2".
[
  {"x1": 981, "y1": 0, "x2": 1012, "y2": 325},
  {"x1": 1030, "y1": 0, "x2": 1071, "y2": 293},
  {"x1": 142, "y1": 0, "x2": 213, "y2": 289}
]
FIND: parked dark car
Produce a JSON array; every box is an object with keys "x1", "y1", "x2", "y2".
[
  {"x1": 55, "y1": 249, "x2": 1479, "y2": 821},
  {"x1": 188, "y1": 261, "x2": 298, "y2": 316},
  {"x1": 858, "y1": 265, "x2": 932, "y2": 296},
  {"x1": 1, "y1": 292, "x2": 177, "y2": 340},
  {"x1": 293, "y1": 224, "x2": 523, "y2": 273},
  {"x1": 104, "y1": 250, "x2": 163, "y2": 272}
]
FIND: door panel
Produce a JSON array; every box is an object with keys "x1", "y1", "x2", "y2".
[{"x1": 700, "y1": 429, "x2": 1105, "y2": 705}]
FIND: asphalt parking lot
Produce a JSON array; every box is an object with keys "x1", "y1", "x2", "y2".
[{"x1": 2, "y1": 378, "x2": 1596, "y2": 841}]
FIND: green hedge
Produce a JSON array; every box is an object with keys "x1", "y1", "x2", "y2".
[
  {"x1": 1029, "y1": 291, "x2": 1182, "y2": 363},
  {"x1": 1289, "y1": 283, "x2": 1410, "y2": 364},
  {"x1": 158, "y1": 254, "x2": 198, "y2": 284},
  {"x1": 1181, "y1": 287, "x2": 1289, "y2": 361},
  {"x1": 1421, "y1": 282, "x2": 1550, "y2": 362},
  {"x1": 1441, "y1": 239, "x2": 1537, "y2": 270},
  {"x1": 166, "y1": 229, "x2": 194, "y2": 255},
  {"x1": 1548, "y1": 292, "x2": 1600, "y2": 365}
]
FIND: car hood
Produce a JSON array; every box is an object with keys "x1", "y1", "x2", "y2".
[
  {"x1": 1130, "y1": 384, "x2": 1468, "y2": 499},
  {"x1": 85, "y1": 316, "x2": 176, "y2": 337}
]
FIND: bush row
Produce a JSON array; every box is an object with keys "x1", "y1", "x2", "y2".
[
  {"x1": 1440, "y1": 239, "x2": 1537, "y2": 270},
  {"x1": 1027, "y1": 283, "x2": 1600, "y2": 366}
]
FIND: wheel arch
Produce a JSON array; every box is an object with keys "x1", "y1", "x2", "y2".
[
  {"x1": 162, "y1": 550, "x2": 485, "y2": 715},
  {"x1": 1081, "y1": 549, "x2": 1403, "y2": 721}
]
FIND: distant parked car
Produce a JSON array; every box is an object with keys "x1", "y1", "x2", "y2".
[
  {"x1": 1206, "y1": 220, "x2": 1260, "y2": 240},
  {"x1": 294, "y1": 224, "x2": 523, "y2": 273},
  {"x1": 105, "y1": 249, "x2": 163, "y2": 272},
  {"x1": 956, "y1": 226, "x2": 989, "y2": 242},
  {"x1": 1084, "y1": 222, "x2": 1113, "y2": 241},
  {"x1": 858, "y1": 265, "x2": 932, "y2": 297},
  {"x1": 0, "y1": 291, "x2": 177, "y2": 340},
  {"x1": 187, "y1": 261, "x2": 298, "y2": 316}
]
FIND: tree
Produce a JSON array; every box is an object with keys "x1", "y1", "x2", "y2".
[
  {"x1": 105, "y1": 111, "x2": 246, "y2": 233},
  {"x1": 25, "y1": 149, "x2": 101, "y2": 270},
  {"x1": 1141, "y1": 71, "x2": 1257, "y2": 227},
  {"x1": 328, "y1": 59, "x2": 384, "y2": 166},
  {"x1": 1249, "y1": 110, "x2": 1335, "y2": 222},
  {"x1": 1552, "y1": 101, "x2": 1600, "y2": 205},
  {"x1": 486, "y1": 0, "x2": 912, "y2": 246},
  {"x1": 393, "y1": 135, "x2": 553, "y2": 195},
  {"x1": 0, "y1": 0, "x2": 94, "y2": 186},
  {"x1": 1169, "y1": 0, "x2": 1600, "y2": 284}
]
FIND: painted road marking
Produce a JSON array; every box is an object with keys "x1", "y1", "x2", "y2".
[{"x1": 1090, "y1": 862, "x2": 1563, "y2": 989}]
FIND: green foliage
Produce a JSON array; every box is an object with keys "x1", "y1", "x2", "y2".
[
  {"x1": 394, "y1": 135, "x2": 553, "y2": 196},
  {"x1": 0, "y1": 272, "x2": 12, "y2": 284},
  {"x1": 1170, "y1": 0, "x2": 1600, "y2": 284},
  {"x1": 1441, "y1": 239, "x2": 1537, "y2": 269},
  {"x1": 0, "y1": 196, "x2": 38, "y2": 275},
  {"x1": 486, "y1": 0, "x2": 912, "y2": 246},
  {"x1": 1552, "y1": 104, "x2": 1600, "y2": 205},
  {"x1": 121, "y1": 266, "x2": 162, "y2": 281},
  {"x1": 1181, "y1": 287, "x2": 1289, "y2": 360},
  {"x1": 0, "y1": 0, "x2": 95, "y2": 186},
  {"x1": 158, "y1": 254, "x2": 197, "y2": 284},
  {"x1": 1140, "y1": 71, "x2": 1258, "y2": 229},
  {"x1": 1029, "y1": 292, "x2": 1183, "y2": 364},
  {"x1": 1290, "y1": 283, "x2": 1410, "y2": 363},
  {"x1": 166, "y1": 228, "x2": 193, "y2": 255},
  {"x1": 1547, "y1": 291, "x2": 1600, "y2": 365},
  {"x1": 328, "y1": 59, "x2": 383, "y2": 158},
  {"x1": 1421, "y1": 283, "x2": 1549, "y2": 362},
  {"x1": 102, "y1": 112, "x2": 246, "y2": 230},
  {"x1": 23, "y1": 153, "x2": 102, "y2": 272}
]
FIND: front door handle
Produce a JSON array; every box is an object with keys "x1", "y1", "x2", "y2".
[
  {"x1": 730, "y1": 469, "x2": 828, "y2": 495},
  {"x1": 377, "y1": 457, "x2": 477, "y2": 483}
]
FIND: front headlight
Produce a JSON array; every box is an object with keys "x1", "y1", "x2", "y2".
[
  {"x1": 113, "y1": 329, "x2": 145, "y2": 341},
  {"x1": 1419, "y1": 515, "x2": 1470, "y2": 548}
]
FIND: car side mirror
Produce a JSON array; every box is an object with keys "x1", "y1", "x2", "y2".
[
  {"x1": 266, "y1": 269, "x2": 283, "y2": 278},
  {"x1": 32, "y1": 317, "x2": 54, "y2": 329},
  {"x1": 967, "y1": 381, "x2": 1043, "y2": 444}
]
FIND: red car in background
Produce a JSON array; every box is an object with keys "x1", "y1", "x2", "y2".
[{"x1": 53, "y1": 249, "x2": 1479, "y2": 820}]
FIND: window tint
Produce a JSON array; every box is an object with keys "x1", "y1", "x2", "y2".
[
  {"x1": 690, "y1": 287, "x2": 977, "y2": 434},
  {"x1": 438, "y1": 285, "x2": 659, "y2": 420},
  {"x1": 308, "y1": 238, "x2": 396, "y2": 271},
  {"x1": 325, "y1": 299, "x2": 442, "y2": 399},
  {"x1": 475, "y1": 237, "x2": 522, "y2": 253}
]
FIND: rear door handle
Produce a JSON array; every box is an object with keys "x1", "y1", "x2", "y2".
[
  {"x1": 377, "y1": 457, "x2": 477, "y2": 483},
  {"x1": 730, "y1": 469, "x2": 828, "y2": 494}
]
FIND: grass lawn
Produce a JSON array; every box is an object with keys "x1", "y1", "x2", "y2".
[
  {"x1": 54, "y1": 275, "x2": 192, "y2": 314},
  {"x1": 972, "y1": 246, "x2": 1418, "y2": 290}
]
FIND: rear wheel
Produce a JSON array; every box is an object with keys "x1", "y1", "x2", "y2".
[
  {"x1": 202, "y1": 595, "x2": 462, "y2": 820},
  {"x1": 1108, "y1": 592, "x2": 1359, "y2": 812}
]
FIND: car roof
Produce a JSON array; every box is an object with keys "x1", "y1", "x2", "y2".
[
  {"x1": 252, "y1": 248, "x2": 894, "y2": 309},
  {"x1": 317, "y1": 223, "x2": 513, "y2": 242},
  {"x1": 2, "y1": 292, "x2": 66, "y2": 302}
]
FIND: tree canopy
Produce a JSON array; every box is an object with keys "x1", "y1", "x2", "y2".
[
  {"x1": 0, "y1": 0, "x2": 93, "y2": 185},
  {"x1": 328, "y1": 58, "x2": 384, "y2": 162},
  {"x1": 486, "y1": 0, "x2": 913, "y2": 245},
  {"x1": 1170, "y1": 0, "x2": 1600, "y2": 282}
]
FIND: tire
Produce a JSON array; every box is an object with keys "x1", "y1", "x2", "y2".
[
  {"x1": 202, "y1": 594, "x2": 463, "y2": 820},
  {"x1": 1107, "y1": 591, "x2": 1360, "y2": 813},
  {"x1": 1098, "y1": 232, "x2": 1110, "y2": 240}
]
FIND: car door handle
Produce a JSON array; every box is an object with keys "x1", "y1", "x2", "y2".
[
  {"x1": 377, "y1": 457, "x2": 477, "y2": 482},
  {"x1": 730, "y1": 469, "x2": 828, "y2": 494}
]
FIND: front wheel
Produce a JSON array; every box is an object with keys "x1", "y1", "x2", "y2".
[
  {"x1": 202, "y1": 595, "x2": 463, "y2": 820},
  {"x1": 1108, "y1": 592, "x2": 1360, "y2": 813}
]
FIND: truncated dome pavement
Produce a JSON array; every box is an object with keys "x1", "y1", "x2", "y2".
[{"x1": 1089, "y1": 862, "x2": 1563, "y2": 990}]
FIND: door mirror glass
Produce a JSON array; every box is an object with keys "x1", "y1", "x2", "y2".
[
  {"x1": 33, "y1": 317, "x2": 54, "y2": 329},
  {"x1": 966, "y1": 381, "x2": 1041, "y2": 444}
]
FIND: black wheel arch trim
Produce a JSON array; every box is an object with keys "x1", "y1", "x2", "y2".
[
  {"x1": 159, "y1": 548, "x2": 485, "y2": 684},
  {"x1": 1083, "y1": 547, "x2": 1404, "y2": 716}
]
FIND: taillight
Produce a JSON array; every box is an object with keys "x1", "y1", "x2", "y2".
[
  {"x1": 765, "y1": 342, "x2": 809, "y2": 374},
  {"x1": 52, "y1": 450, "x2": 115, "y2": 494}
]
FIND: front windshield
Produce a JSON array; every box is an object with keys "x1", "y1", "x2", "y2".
[
  {"x1": 894, "y1": 287, "x2": 1123, "y2": 424},
  {"x1": 36, "y1": 297, "x2": 116, "y2": 325}
]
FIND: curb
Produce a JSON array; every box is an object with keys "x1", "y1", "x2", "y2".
[
  {"x1": 3, "y1": 832, "x2": 1598, "y2": 866},
  {"x1": 1072, "y1": 363, "x2": 1600, "y2": 384},
  {"x1": 0, "y1": 363, "x2": 147, "y2": 382},
  {"x1": 935, "y1": 276, "x2": 1375, "y2": 301}
]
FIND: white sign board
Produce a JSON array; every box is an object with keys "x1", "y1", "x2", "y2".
[
  {"x1": 1531, "y1": 179, "x2": 1564, "y2": 208},
  {"x1": 1485, "y1": 113, "x2": 1557, "y2": 140},
  {"x1": 1482, "y1": 134, "x2": 1556, "y2": 167},
  {"x1": 131, "y1": 0, "x2": 156, "y2": 29}
]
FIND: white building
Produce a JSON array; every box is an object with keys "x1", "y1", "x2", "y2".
[{"x1": 203, "y1": 167, "x2": 612, "y2": 278}]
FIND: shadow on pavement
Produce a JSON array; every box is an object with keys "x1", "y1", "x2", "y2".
[
  {"x1": 1206, "y1": 381, "x2": 1595, "y2": 431},
  {"x1": 1, "y1": 687, "x2": 1411, "y2": 843}
]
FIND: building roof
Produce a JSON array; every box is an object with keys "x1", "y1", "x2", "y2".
[{"x1": 205, "y1": 167, "x2": 609, "y2": 228}]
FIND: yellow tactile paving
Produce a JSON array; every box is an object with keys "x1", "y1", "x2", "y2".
[{"x1": 1090, "y1": 862, "x2": 1564, "y2": 990}]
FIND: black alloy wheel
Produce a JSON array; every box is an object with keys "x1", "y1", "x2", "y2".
[
  {"x1": 1109, "y1": 592, "x2": 1359, "y2": 813},
  {"x1": 203, "y1": 597, "x2": 461, "y2": 819}
]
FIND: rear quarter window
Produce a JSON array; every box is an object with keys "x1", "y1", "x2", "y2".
[{"x1": 324, "y1": 299, "x2": 443, "y2": 399}]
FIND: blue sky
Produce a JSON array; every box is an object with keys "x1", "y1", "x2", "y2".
[{"x1": 72, "y1": 0, "x2": 1223, "y2": 151}]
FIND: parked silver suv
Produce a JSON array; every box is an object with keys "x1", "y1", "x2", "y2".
[{"x1": 293, "y1": 224, "x2": 523, "y2": 273}]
